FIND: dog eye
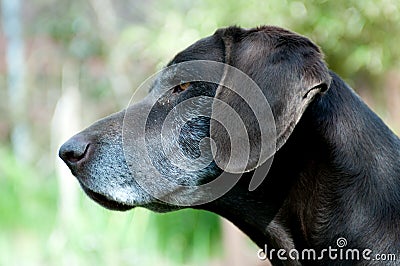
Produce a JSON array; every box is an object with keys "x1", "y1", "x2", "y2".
[{"x1": 172, "y1": 82, "x2": 191, "y2": 93}]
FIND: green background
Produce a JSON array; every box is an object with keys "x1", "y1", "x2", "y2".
[{"x1": 0, "y1": 0, "x2": 399, "y2": 265}]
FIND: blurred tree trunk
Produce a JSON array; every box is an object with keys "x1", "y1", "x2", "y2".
[
  {"x1": 51, "y1": 62, "x2": 81, "y2": 225},
  {"x1": 49, "y1": 62, "x2": 81, "y2": 257},
  {"x1": 221, "y1": 218, "x2": 271, "y2": 266},
  {"x1": 1, "y1": 0, "x2": 30, "y2": 161}
]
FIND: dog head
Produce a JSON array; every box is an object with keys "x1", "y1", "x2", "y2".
[{"x1": 59, "y1": 26, "x2": 331, "y2": 212}]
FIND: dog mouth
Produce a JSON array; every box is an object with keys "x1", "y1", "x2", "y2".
[{"x1": 80, "y1": 184, "x2": 134, "y2": 211}]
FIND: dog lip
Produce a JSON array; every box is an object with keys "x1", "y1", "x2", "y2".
[{"x1": 80, "y1": 185, "x2": 134, "y2": 211}]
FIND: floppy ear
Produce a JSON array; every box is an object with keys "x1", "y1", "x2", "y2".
[{"x1": 210, "y1": 26, "x2": 331, "y2": 173}]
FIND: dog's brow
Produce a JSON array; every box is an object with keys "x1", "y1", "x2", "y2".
[
  {"x1": 148, "y1": 66, "x2": 175, "y2": 94},
  {"x1": 149, "y1": 64, "x2": 196, "y2": 94}
]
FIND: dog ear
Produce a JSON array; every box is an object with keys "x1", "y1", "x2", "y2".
[{"x1": 210, "y1": 27, "x2": 331, "y2": 173}]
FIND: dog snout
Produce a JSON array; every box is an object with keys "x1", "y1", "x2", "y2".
[{"x1": 59, "y1": 135, "x2": 91, "y2": 167}]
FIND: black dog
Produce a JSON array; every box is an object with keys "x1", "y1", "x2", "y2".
[{"x1": 59, "y1": 26, "x2": 400, "y2": 265}]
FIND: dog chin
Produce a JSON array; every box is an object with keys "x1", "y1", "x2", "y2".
[
  {"x1": 80, "y1": 184, "x2": 134, "y2": 211},
  {"x1": 78, "y1": 181, "x2": 181, "y2": 213}
]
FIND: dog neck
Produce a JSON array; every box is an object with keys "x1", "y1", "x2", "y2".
[
  {"x1": 273, "y1": 72, "x2": 400, "y2": 254},
  {"x1": 201, "y1": 72, "x2": 400, "y2": 259}
]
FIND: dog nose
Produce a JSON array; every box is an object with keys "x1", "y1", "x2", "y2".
[{"x1": 59, "y1": 136, "x2": 91, "y2": 166}]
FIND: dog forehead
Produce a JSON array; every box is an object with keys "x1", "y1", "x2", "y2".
[{"x1": 168, "y1": 34, "x2": 225, "y2": 65}]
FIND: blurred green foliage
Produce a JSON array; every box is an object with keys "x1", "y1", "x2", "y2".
[
  {"x1": 1, "y1": 0, "x2": 399, "y2": 265},
  {"x1": 0, "y1": 147, "x2": 57, "y2": 230},
  {"x1": 26, "y1": 0, "x2": 400, "y2": 96}
]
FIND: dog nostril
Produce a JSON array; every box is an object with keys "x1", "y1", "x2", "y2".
[
  {"x1": 63, "y1": 145, "x2": 89, "y2": 163},
  {"x1": 59, "y1": 137, "x2": 91, "y2": 165}
]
